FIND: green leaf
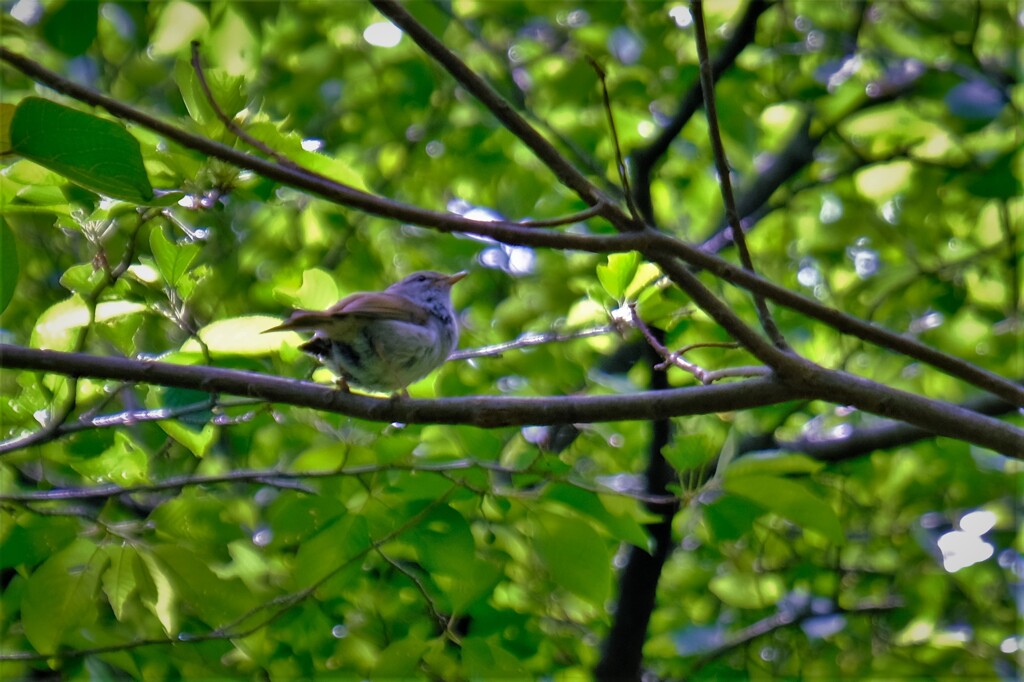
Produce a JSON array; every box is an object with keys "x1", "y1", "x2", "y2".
[
  {"x1": 30, "y1": 296, "x2": 147, "y2": 351},
  {"x1": 149, "y1": 545, "x2": 256, "y2": 626},
  {"x1": 0, "y1": 512, "x2": 79, "y2": 569},
  {"x1": 182, "y1": 315, "x2": 291, "y2": 355},
  {"x1": 462, "y1": 636, "x2": 529, "y2": 677},
  {"x1": 150, "y1": 228, "x2": 200, "y2": 288},
  {"x1": 294, "y1": 515, "x2": 371, "y2": 589},
  {"x1": 663, "y1": 433, "x2": 719, "y2": 472},
  {"x1": 0, "y1": 217, "x2": 18, "y2": 314},
  {"x1": 532, "y1": 511, "x2": 611, "y2": 606},
  {"x1": 137, "y1": 548, "x2": 179, "y2": 635},
  {"x1": 173, "y1": 59, "x2": 246, "y2": 127},
  {"x1": 963, "y1": 151, "x2": 1022, "y2": 199},
  {"x1": 702, "y1": 494, "x2": 765, "y2": 542},
  {"x1": 439, "y1": 557, "x2": 502, "y2": 613},
  {"x1": 59, "y1": 263, "x2": 107, "y2": 297},
  {"x1": 67, "y1": 432, "x2": 150, "y2": 486},
  {"x1": 723, "y1": 474, "x2": 845, "y2": 545},
  {"x1": 150, "y1": 0, "x2": 209, "y2": 56},
  {"x1": 374, "y1": 637, "x2": 432, "y2": 677},
  {"x1": 727, "y1": 451, "x2": 826, "y2": 478},
  {"x1": 596, "y1": 251, "x2": 640, "y2": 300},
  {"x1": 274, "y1": 267, "x2": 339, "y2": 310},
  {"x1": 161, "y1": 420, "x2": 218, "y2": 458},
  {"x1": 247, "y1": 121, "x2": 368, "y2": 192},
  {"x1": 407, "y1": 505, "x2": 476, "y2": 577},
  {"x1": 42, "y1": 0, "x2": 99, "y2": 56},
  {"x1": 22, "y1": 539, "x2": 106, "y2": 654},
  {"x1": 208, "y1": 6, "x2": 259, "y2": 77},
  {"x1": 542, "y1": 484, "x2": 652, "y2": 550},
  {"x1": 708, "y1": 572, "x2": 785, "y2": 609},
  {"x1": 101, "y1": 545, "x2": 140, "y2": 622},
  {"x1": 11, "y1": 98, "x2": 154, "y2": 203}
]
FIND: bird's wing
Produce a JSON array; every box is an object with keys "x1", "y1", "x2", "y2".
[
  {"x1": 263, "y1": 292, "x2": 428, "y2": 334},
  {"x1": 327, "y1": 291, "x2": 430, "y2": 324}
]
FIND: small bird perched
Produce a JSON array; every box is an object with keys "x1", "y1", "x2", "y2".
[{"x1": 265, "y1": 271, "x2": 467, "y2": 394}]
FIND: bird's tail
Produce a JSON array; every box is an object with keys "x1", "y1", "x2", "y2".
[{"x1": 262, "y1": 310, "x2": 333, "y2": 333}]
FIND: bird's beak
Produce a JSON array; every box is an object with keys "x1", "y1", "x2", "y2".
[{"x1": 447, "y1": 271, "x2": 469, "y2": 285}]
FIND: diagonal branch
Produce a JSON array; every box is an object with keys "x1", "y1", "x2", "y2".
[
  {"x1": 1, "y1": 48, "x2": 1019, "y2": 406},
  {"x1": 647, "y1": 230, "x2": 1024, "y2": 406},
  {"x1": 370, "y1": 0, "x2": 635, "y2": 228},
  {"x1": 647, "y1": 259, "x2": 1024, "y2": 457},
  {"x1": 0, "y1": 47, "x2": 636, "y2": 255}
]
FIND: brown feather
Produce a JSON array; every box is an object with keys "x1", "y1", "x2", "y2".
[{"x1": 263, "y1": 291, "x2": 430, "y2": 335}]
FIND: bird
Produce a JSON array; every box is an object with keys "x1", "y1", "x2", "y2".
[{"x1": 264, "y1": 271, "x2": 467, "y2": 395}]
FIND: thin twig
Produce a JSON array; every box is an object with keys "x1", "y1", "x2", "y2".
[
  {"x1": 189, "y1": 41, "x2": 300, "y2": 168},
  {"x1": 0, "y1": 458, "x2": 679, "y2": 507},
  {"x1": 632, "y1": 0, "x2": 771, "y2": 223},
  {"x1": 628, "y1": 304, "x2": 770, "y2": 384},
  {"x1": 691, "y1": 0, "x2": 787, "y2": 351},
  {"x1": 3, "y1": 47, "x2": 1017, "y2": 405},
  {"x1": 515, "y1": 204, "x2": 604, "y2": 228},
  {"x1": 687, "y1": 597, "x2": 903, "y2": 676},
  {"x1": 376, "y1": 549, "x2": 460, "y2": 643},
  {"x1": 586, "y1": 56, "x2": 642, "y2": 223},
  {"x1": 449, "y1": 325, "x2": 618, "y2": 360}
]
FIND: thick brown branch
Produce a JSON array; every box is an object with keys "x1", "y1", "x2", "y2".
[
  {"x1": 1, "y1": 48, "x2": 1018, "y2": 406},
  {"x1": 647, "y1": 230, "x2": 1024, "y2": 406},
  {"x1": 2, "y1": 345, "x2": 1021, "y2": 456},
  {"x1": 0, "y1": 345, "x2": 806, "y2": 430},
  {"x1": 0, "y1": 47, "x2": 638, "y2": 255}
]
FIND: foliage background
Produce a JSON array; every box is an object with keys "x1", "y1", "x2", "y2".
[{"x1": 0, "y1": 0, "x2": 1021, "y2": 679}]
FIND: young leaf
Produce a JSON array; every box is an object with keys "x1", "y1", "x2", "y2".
[
  {"x1": 150, "y1": 228, "x2": 199, "y2": 289},
  {"x1": 596, "y1": 251, "x2": 640, "y2": 301},
  {"x1": 11, "y1": 98, "x2": 154, "y2": 203},
  {"x1": 182, "y1": 315, "x2": 291, "y2": 356},
  {"x1": 22, "y1": 540, "x2": 106, "y2": 654},
  {"x1": 101, "y1": 545, "x2": 140, "y2": 622},
  {"x1": 42, "y1": 0, "x2": 99, "y2": 56},
  {"x1": 0, "y1": 218, "x2": 18, "y2": 314},
  {"x1": 532, "y1": 511, "x2": 612, "y2": 606},
  {"x1": 723, "y1": 473, "x2": 845, "y2": 545}
]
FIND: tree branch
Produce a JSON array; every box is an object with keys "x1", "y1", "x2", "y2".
[
  {"x1": 370, "y1": 0, "x2": 634, "y2": 228},
  {"x1": 692, "y1": 0, "x2": 787, "y2": 350},
  {"x1": 2, "y1": 48, "x2": 1014, "y2": 407},
  {"x1": 0, "y1": 47, "x2": 640, "y2": 255},
  {"x1": 0, "y1": 459, "x2": 678, "y2": 506},
  {"x1": 632, "y1": 0, "x2": 772, "y2": 222},
  {"x1": 647, "y1": 230, "x2": 1024, "y2": 406},
  {"x1": 0, "y1": 345, "x2": 808, "y2": 430},
  {"x1": 646, "y1": 259, "x2": 1023, "y2": 457}
]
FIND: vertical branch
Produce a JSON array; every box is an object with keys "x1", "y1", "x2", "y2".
[
  {"x1": 595, "y1": 331, "x2": 680, "y2": 681},
  {"x1": 691, "y1": 0, "x2": 789, "y2": 350}
]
